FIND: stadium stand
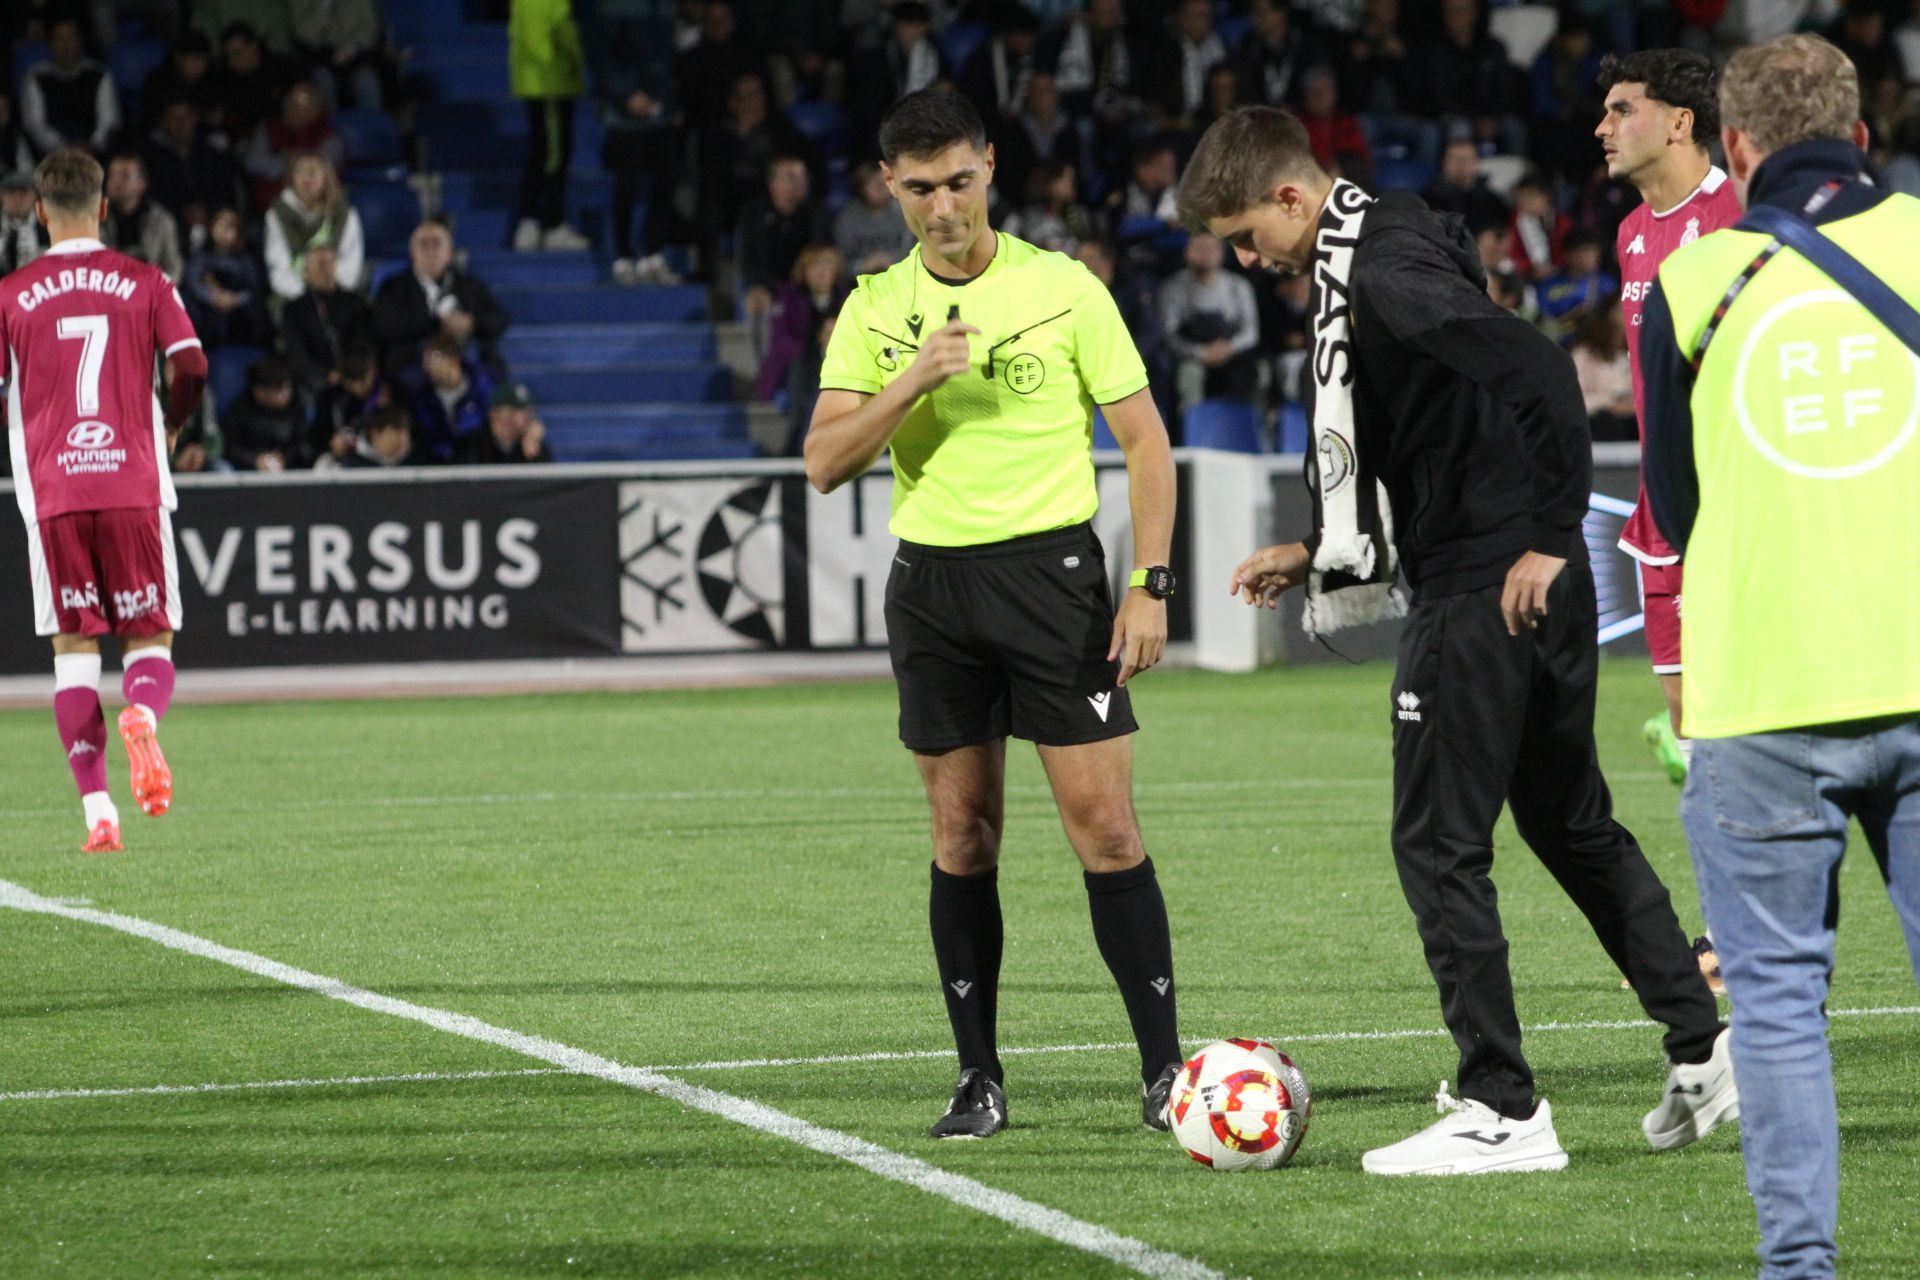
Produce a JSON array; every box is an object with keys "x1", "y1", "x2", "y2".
[{"x1": 8, "y1": 0, "x2": 1919, "y2": 467}]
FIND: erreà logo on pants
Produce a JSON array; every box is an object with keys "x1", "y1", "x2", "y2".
[
  {"x1": 1395, "y1": 691, "x2": 1422, "y2": 722},
  {"x1": 57, "y1": 420, "x2": 127, "y2": 476}
]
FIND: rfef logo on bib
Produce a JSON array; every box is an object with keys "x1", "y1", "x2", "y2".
[
  {"x1": 1732, "y1": 291, "x2": 1920, "y2": 480},
  {"x1": 65, "y1": 420, "x2": 116, "y2": 449}
]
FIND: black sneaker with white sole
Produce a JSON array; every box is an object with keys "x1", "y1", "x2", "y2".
[
  {"x1": 929, "y1": 1068, "x2": 1008, "y2": 1139},
  {"x1": 1143, "y1": 1061, "x2": 1183, "y2": 1131}
]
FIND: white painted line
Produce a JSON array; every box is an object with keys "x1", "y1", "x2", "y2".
[
  {"x1": 643, "y1": 1006, "x2": 1920, "y2": 1074},
  {"x1": 0, "y1": 1068, "x2": 565, "y2": 1102},
  {"x1": 13, "y1": 1004, "x2": 1916, "y2": 1109},
  {"x1": 0, "y1": 879, "x2": 1223, "y2": 1280}
]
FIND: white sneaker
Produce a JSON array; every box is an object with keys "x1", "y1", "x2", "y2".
[
  {"x1": 1362, "y1": 1081, "x2": 1568, "y2": 1176},
  {"x1": 635, "y1": 252, "x2": 683, "y2": 286},
  {"x1": 611, "y1": 257, "x2": 639, "y2": 286},
  {"x1": 512, "y1": 217, "x2": 542, "y2": 251},
  {"x1": 541, "y1": 223, "x2": 592, "y2": 251},
  {"x1": 1643, "y1": 1026, "x2": 1739, "y2": 1150}
]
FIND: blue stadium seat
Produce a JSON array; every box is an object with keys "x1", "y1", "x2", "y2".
[
  {"x1": 938, "y1": 22, "x2": 988, "y2": 74},
  {"x1": 454, "y1": 207, "x2": 515, "y2": 249},
  {"x1": 1277, "y1": 402, "x2": 1309, "y2": 454},
  {"x1": 500, "y1": 324, "x2": 716, "y2": 366},
  {"x1": 367, "y1": 259, "x2": 408, "y2": 296},
  {"x1": 1184, "y1": 400, "x2": 1265, "y2": 453},
  {"x1": 1092, "y1": 407, "x2": 1119, "y2": 451},
  {"x1": 786, "y1": 100, "x2": 847, "y2": 155},
  {"x1": 335, "y1": 109, "x2": 401, "y2": 167},
  {"x1": 517, "y1": 362, "x2": 731, "y2": 404},
  {"x1": 1374, "y1": 158, "x2": 1435, "y2": 194},
  {"x1": 206, "y1": 345, "x2": 266, "y2": 415},
  {"x1": 108, "y1": 37, "x2": 167, "y2": 107},
  {"x1": 345, "y1": 163, "x2": 411, "y2": 191},
  {"x1": 460, "y1": 247, "x2": 599, "y2": 287},
  {"x1": 355, "y1": 184, "x2": 423, "y2": 258},
  {"x1": 12, "y1": 42, "x2": 49, "y2": 92},
  {"x1": 492, "y1": 284, "x2": 707, "y2": 326}
]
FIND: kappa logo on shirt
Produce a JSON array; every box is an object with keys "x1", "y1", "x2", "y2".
[{"x1": 1626, "y1": 233, "x2": 1647, "y2": 256}]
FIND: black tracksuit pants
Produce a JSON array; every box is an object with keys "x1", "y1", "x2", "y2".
[
  {"x1": 1389, "y1": 563, "x2": 1723, "y2": 1119},
  {"x1": 520, "y1": 98, "x2": 575, "y2": 231}
]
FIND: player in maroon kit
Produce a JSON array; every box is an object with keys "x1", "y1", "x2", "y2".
[
  {"x1": 1594, "y1": 51, "x2": 1742, "y2": 788},
  {"x1": 1, "y1": 149, "x2": 206, "y2": 852}
]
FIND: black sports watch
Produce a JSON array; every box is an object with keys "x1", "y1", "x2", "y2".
[{"x1": 1129, "y1": 566, "x2": 1176, "y2": 600}]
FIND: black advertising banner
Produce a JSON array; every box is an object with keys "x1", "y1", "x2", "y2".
[
  {"x1": 0, "y1": 474, "x2": 620, "y2": 673},
  {"x1": 0, "y1": 462, "x2": 1197, "y2": 676}
]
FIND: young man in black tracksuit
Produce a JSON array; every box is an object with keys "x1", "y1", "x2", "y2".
[{"x1": 1177, "y1": 107, "x2": 1733, "y2": 1175}]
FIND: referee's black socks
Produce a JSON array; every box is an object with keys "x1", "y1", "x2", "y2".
[
  {"x1": 1085, "y1": 856, "x2": 1182, "y2": 1085},
  {"x1": 929, "y1": 862, "x2": 1004, "y2": 1084}
]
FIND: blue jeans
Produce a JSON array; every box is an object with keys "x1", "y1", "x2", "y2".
[{"x1": 1682, "y1": 717, "x2": 1920, "y2": 1279}]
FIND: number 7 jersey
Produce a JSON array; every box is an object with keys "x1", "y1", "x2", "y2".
[{"x1": 1, "y1": 238, "x2": 200, "y2": 522}]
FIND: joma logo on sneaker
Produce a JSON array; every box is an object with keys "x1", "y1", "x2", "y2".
[{"x1": 1396, "y1": 691, "x2": 1422, "y2": 722}]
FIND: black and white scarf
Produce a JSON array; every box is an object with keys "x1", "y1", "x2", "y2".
[{"x1": 1302, "y1": 179, "x2": 1405, "y2": 638}]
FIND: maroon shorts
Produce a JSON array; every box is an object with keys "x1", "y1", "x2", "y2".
[
  {"x1": 28, "y1": 507, "x2": 181, "y2": 639},
  {"x1": 1640, "y1": 560, "x2": 1682, "y2": 675}
]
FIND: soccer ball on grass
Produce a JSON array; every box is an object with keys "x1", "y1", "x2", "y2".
[{"x1": 1166, "y1": 1038, "x2": 1311, "y2": 1170}]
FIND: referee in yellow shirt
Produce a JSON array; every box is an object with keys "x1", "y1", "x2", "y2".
[{"x1": 806, "y1": 89, "x2": 1184, "y2": 1140}]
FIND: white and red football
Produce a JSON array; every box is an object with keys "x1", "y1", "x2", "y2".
[{"x1": 1166, "y1": 1038, "x2": 1311, "y2": 1171}]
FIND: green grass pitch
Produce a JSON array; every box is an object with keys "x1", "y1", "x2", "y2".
[{"x1": 2, "y1": 661, "x2": 1916, "y2": 1278}]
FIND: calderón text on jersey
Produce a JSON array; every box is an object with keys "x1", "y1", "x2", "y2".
[{"x1": 15, "y1": 266, "x2": 141, "y2": 311}]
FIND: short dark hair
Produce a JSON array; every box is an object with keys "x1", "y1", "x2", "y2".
[
  {"x1": 337, "y1": 345, "x2": 377, "y2": 380},
  {"x1": 1130, "y1": 137, "x2": 1176, "y2": 170},
  {"x1": 879, "y1": 89, "x2": 986, "y2": 165},
  {"x1": 220, "y1": 21, "x2": 260, "y2": 46},
  {"x1": 1597, "y1": 49, "x2": 1719, "y2": 146},
  {"x1": 366, "y1": 405, "x2": 410, "y2": 435},
  {"x1": 1175, "y1": 107, "x2": 1321, "y2": 230},
  {"x1": 32, "y1": 147, "x2": 103, "y2": 214},
  {"x1": 423, "y1": 333, "x2": 463, "y2": 361},
  {"x1": 248, "y1": 356, "x2": 292, "y2": 390}
]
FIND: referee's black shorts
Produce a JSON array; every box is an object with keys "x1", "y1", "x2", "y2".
[{"x1": 885, "y1": 522, "x2": 1138, "y2": 752}]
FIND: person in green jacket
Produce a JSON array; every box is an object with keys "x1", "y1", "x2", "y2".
[{"x1": 510, "y1": 0, "x2": 591, "y2": 252}]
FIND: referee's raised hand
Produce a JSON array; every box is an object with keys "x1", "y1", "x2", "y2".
[{"x1": 909, "y1": 318, "x2": 981, "y2": 392}]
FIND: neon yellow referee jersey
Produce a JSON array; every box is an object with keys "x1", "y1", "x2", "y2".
[{"x1": 818, "y1": 231, "x2": 1150, "y2": 547}]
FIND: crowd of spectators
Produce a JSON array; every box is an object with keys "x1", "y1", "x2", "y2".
[
  {"x1": 10, "y1": 0, "x2": 1920, "y2": 462},
  {"x1": 0, "y1": 0, "x2": 557, "y2": 473},
  {"x1": 573, "y1": 0, "x2": 1919, "y2": 447}
]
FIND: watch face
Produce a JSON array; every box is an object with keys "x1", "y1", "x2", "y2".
[{"x1": 1146, "y1": 567, "x2": 1175, "y2": 599}]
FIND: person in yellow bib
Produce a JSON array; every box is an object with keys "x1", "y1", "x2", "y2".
[
  {"x1": 806, "y1": 88, "x2": 1184, "y2": 1141},
  {"x1": 1641, "y1": 34, "x2": 1920, "y2": 1280}
]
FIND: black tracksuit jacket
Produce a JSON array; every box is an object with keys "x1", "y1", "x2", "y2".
[{"x1": 1322, "y1": 191, "x2": 1592, "y2": 599}]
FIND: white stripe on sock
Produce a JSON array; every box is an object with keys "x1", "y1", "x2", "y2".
[{"x1": 53, "y1": 651, "x2": 102, "y2": 692}]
